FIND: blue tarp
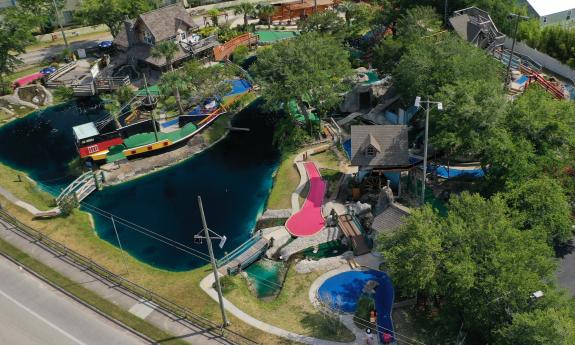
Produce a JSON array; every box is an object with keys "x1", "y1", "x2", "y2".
[
  {"x1": 408, "y1": 157, "x2": 484, "y2": 179},
  {"x1": 343, "y1": 139, "x2": 352, "y2": 159}
]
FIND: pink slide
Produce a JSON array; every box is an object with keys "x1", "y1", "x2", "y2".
[{"x1": 285, "y1": 162, "x2": 326, "y2": 237}]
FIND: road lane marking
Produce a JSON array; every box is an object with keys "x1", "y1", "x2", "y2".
[{"x1": 0, "y1": 287, "x2": 90, "y2": 345}]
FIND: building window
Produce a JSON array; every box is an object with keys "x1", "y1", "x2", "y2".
[
  {"x1": 365, "y1": 145, "x2": 376, "y2": 157},
  {"x1": 180, "y1": 31, "x2": 187, "y2": 41},
  {"x1": 143, "y1": 30, "x2": 154, "y2": 45},
  {"x1": 543, "y1": 16, "x2": 547, "y2": 23},
  {"x1": 568, "y1": 10, "x2": 572, "y2": 20}
]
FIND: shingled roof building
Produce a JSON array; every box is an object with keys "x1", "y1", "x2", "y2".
[
  {"x1": 114, "y1": 4, "x2": 218, "y2": 69},
  {"x1": 350, "y1": 125, "x2": 410, "y2": 170},
  {"x1": 370, "y1": 186, "x2": 411, "y2": 235}
]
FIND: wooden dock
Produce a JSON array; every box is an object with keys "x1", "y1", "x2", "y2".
[
  {"x1": 218, "y1": 236, "x2": 270, "y2": 275},
  {"x1": 337, "y1": 214, "x2": 370, "y2": 255}
]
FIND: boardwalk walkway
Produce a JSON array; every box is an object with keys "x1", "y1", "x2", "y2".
[{"x1": 218, "y1": 236, "x2": 270, "y2": 275}]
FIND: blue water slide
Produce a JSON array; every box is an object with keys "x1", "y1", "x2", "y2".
[{"x1": 375, "y1": 273, "x2": 395, "y2": 343}]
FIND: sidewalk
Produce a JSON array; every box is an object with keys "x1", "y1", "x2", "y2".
[{"x1": 0, "y1": 215, "x2": 235, "y2": 345}]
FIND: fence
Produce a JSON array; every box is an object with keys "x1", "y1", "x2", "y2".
[
  {"x1": 0, "y1": 209, "x2": 261, "y2": 345},
  {"x1": 502, "y1": 38, "x2": 575, "y2": 82}
]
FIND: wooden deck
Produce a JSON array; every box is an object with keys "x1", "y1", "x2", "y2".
[
  {"x1": 337, "y1": 214, "x2": 370, "y2": 255},
  {"x1": 218, "y1": 237, "x2": 270, "y2": 275}
]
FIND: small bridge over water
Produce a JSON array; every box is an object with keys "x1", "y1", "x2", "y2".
[
  {"x1": 217, "y1": 233, "x2": 270, "y2": 275},
  {"x1": 56, "y1": 171, "x2": 103, "y2": 207}
]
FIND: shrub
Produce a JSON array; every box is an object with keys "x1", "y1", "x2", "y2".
[
  {"x1": 231, "y1": 45, "x2": 249, "y2": 63},
  {"x1": 218, "y1": 275, "x2": 237, "y2": 294},
  {"x1": 0, "y1": 80, "x2": 12, "y2": 96},
  {"x1": 52, "y1": 86, "x2": 74, "y2": 102},
  {"x1": 353, "y1": 296, "x2": 376, "y2": 331}
]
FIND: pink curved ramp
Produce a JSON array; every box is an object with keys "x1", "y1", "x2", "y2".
[{"x1": 286, "y1": 161, "x2": 326, "y2": 237}]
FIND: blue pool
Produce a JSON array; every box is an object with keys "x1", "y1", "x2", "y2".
[{"x1": 318, "y1": 269, "x2": 395, "y2": 342}]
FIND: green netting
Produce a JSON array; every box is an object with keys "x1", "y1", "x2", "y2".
[
  {"x1": 135, "y1": 85, "x2": 160, "y2": 97},
  {"x1": 287, "y1": 100, "x2": 319, "y2": 123},
  {"x1": 106, "y1": 145, "x2": 127, "y2": 163},
  {"x1": 255, "y1": 30, "x2": 299, "y2": 44}
]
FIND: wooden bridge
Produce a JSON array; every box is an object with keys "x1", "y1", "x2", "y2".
[
  {"x1": 56, "y1": 171, "x2": 103, "y2": 207},
  {"x1": 337, "y1": 214, "x2": 370, "y2": 255},
  {"x1": 217, "y1": 233, "x2": 270, "y2": 275}
]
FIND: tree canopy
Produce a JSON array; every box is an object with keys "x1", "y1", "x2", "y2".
[
  {"x1": 76, "y1": 0, "x2": 154, "y2": 37},
  {"x1": 0, "y1": 8, "x2": 40, "y2": 83},
  {"x1": 253, "y1": 32, "x2": 352, "y2": 117},
  {"x1": 379, "y1": 193, "x2": 557, "y2": 343}
]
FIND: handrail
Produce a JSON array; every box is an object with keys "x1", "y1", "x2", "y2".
[
  {"x1": 0, "y1": 209, "x2": 261, "y2": 345},
  {"x1": 56, "y1": 172, "x2": 94, "y2": 204}
]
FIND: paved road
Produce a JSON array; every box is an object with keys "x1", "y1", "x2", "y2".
[
  {"x1": 0, "y1": 256, "x2": 146, "y2": 345},
  {"x1": 18, "y1": 33, "x2": 114, "y2": 66}
]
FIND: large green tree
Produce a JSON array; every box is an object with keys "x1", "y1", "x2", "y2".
[
  {"x1": 298, "y1": 11, "x2": 346, "y2": 38},
  {"x1": 392, "y1": 34, "x2": 503, "y2": 103},
  {"x1": 431, "y1": 78, "x2": 507, "y2": 158},
  {"x1": 503, "y1": 177, "x2": 573, "y2": 245},
  {"x1": 0, "y1": 8, "x2": 40, "y2": 84},
  {"x1": 380, "y1": 193, "x2": 557, "y2": 343},
  {"x1": 253, "y1": 32, "x2": 352, "y2": 120},
  {"x1": 498, "y1": 307, "x2": 575, "y2": 345},
  {"x1": 76, "y1": 0, "x2": 153, "y2": 37}
]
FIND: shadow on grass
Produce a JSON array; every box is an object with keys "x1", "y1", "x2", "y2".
[{"x1": 300, "y1": 311, "x2": 355, "y2": 342}]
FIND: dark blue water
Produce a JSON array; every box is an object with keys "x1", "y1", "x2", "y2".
[
  {"x1": 0, "y1": 99, "x2": 108, "y2": 188},
  {"x1": 0, "y1": 100, "x2": 280, "y2": 271}
]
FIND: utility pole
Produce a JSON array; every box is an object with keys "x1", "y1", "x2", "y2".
[
  {"x1": 196, "y1": 196, "x2": 229, "y2": 327},
  {"x1": 51, "y1": 0, "x2": 70, "y2": 52},
  {"x1": 503, "y1": 13, "x2": 529, "y2": 91}
]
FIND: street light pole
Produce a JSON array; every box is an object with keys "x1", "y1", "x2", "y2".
[
  {"x1": 197, "y1": 196, "x2": 229, "y2": 327},
  {"x1": 422, "y1": 98, "x2": 430, "y2": 206},
  {"x1": 414, "y1": 96, "x2": 443, "y2": 206},
  {"x1": 503, "y1": 13, "x2": 529, "y2": 91}
]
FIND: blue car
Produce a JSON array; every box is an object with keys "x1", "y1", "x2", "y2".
[
  {"x1": 98, "y1": 41, "x2": 113, "y2": 49},
  {"x1": 40, "y1": 66, "x2": 57, "y2": 75}
]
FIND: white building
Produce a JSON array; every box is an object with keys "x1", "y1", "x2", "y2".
[{"x1": 524, "y1": 0, "x2": 575, "y2": 28}]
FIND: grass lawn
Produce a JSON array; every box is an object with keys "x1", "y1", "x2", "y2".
[
  {"x1": 312, "y1": 149, "x2": 340, "y2": 170},
  {"x1": 0, "y1": 164, "x2": 55, "y2": 211},
  {"x1": 267, "y1": 152, "x2": 299, "y2": 209},
  {"x1": 224, "y1": 266, "x2": 356, "y2": 342},
  {"x1": 5, "y1": 64, "x2": 45, "y2": 82},
  {"x1": 0, "y1": 236, "x2": 190, "y2": 345},
  {"x1": 0, "y1": 164, "x2": 296, "y2": 344}
]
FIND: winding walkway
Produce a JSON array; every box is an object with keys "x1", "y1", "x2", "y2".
[
  {"x1": 0, "y1": 186, "x2": 60, "y2": 218},
  {"x1": 199, "y1": 273, "x2": 357, "y2": 345}
]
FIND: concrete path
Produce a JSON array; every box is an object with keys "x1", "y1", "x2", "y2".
[
  {"x1": 0, "y1": 186, "x2": 60, "y2": 218},
  {"x1": 200, "y1": 273, "x2": 358, "y2": 345},
  {"x1": 0, "y1": 255, "x2": 144, "y2": 345},
  {"x1": 0, "y1": 216, "x2": 235, "y2": 345}
]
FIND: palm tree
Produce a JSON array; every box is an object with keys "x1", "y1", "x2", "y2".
[
  {"x1": 257, "y1": 4, "x2": 275, "y2": 30},
  {"x1": 234, "y1": 2, "x2": 255, "y2": 29},
  {"x1": 151, "y1": 41, "x2": 179, "y2": 71},
  {"x1": 207, "y1": 9, "x2": 222, "y2": 27},
  {"x1": 159, "y1": 71, "x2": 188, "y2": 115},
  {"x1": 336, "y1": 1, "x2": 356, "y2": 26}
]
